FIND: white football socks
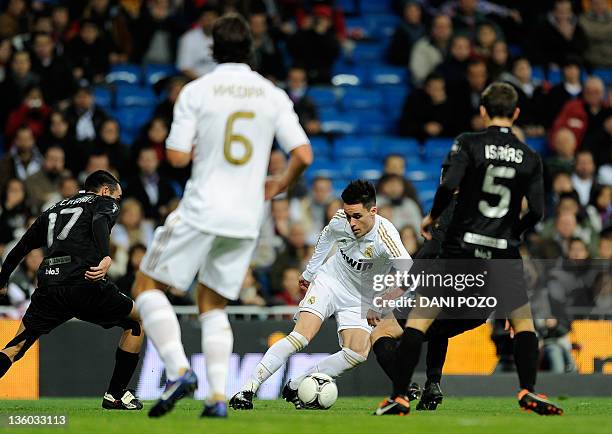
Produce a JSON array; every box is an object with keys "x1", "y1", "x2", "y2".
[
  {"x1": 200, "y1": 309, "x2": 234, "y2": 402},
  {"x1": 289, "y1": 347, "x2": 366, "y2": 389},
  {"x1": 242, "y1": 331, "x2": 309, "y2": 393},
  {"x1": 135, "y1": 289, "x2": 189, "y2": 381}
]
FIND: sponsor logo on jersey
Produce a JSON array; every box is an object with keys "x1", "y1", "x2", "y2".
[{"x1": 339, "y1": 248, "x2": 374, "y2": 271}]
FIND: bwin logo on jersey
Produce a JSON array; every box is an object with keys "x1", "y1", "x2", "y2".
[{"x1": 340, "y1": 249, "x2": 373, "y2": 271}]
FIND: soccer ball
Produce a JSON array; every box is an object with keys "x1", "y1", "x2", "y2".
[{"x1": 297, "y1": 373, "x2": 338, "y2": 409}]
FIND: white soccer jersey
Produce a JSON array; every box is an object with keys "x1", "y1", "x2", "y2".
[
  {"x1": 302, "y1": 210, "x2": 413, "y2": 299},
  {"x1": 166, "y1": 63, "x2": 309, "y2": 239}
]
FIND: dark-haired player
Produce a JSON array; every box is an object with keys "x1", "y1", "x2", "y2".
[
  {"x1": 230, "y1": 180, "x2": 412, "y2": 410},
  {"x1": 132, "y1": 13, "x2": 312, "y2": 418},
  {"x1": 0, "y1": 170, "x2": 144, "y2": 410},
  {"x1": 374, "y1": 82, "x2": 563, "y2": 416}
]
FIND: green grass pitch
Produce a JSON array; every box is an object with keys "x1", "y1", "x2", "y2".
[{"x1": 1, "y1": 397, "x2": 611, "y2": 434}]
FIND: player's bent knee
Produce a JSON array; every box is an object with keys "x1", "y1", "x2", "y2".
[
  {"x1": 4, "y1": 329, "x2": 38, "y2": 362},
  {"x1": 131, "y1": 271, "x2": 165, "y2": 299}
]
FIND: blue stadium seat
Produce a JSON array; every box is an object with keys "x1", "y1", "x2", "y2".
[
  {"x1": 375, "y1": 137, "x2": 420, "y2": 159},
  {"x1": 547, "y1": 69, "x2": 562, "y2": 85},
  {"x1": 320, "y1": 112, "x2": 359, "y2": 134},
  {"x1": 333, "y1": 136, "x2": 377, "y2": 159},
  {"x1": 309, "y1": 136, "x2": 331, "y2": 160},
  {"x1": 331, "y1": 64, "x2": 367, "y2": 86},
  {"x1": 92, "y1": 86, "x2": 112, "y2": 109},
  {"x1": 332, "y1": 178, "x2": 351, "y2": 196},
  {"x1": 106, "y1": 64, "x2": 141, "y2": 85},
  {"x1": 406, "y1": 160, "x2": 442, "y2": 181},
  {"x1": 116, "y1": 85, "x2": 157, "y2": 107},
  {"x1": 531, "y1": 66, "x2": 545, "y2": 82},
  {"x1": 593, "y1": 68, "x2": 612, "y2": 84},
  {"x1": 349, "y1": 43, "x2": 387, "y2": 63},
  {"x1": 347, "y1": 158, "x2": 384, "y2": 181},
  {"x1": 114, "y1": 106, "x2": 154, "y2": 135},
  {"x1": 368, "y1": 65, "x2": 407, "y2": 86},
  {"x1": 424, "y1": 137, "x2": 454, "y2": 160},
  {"x1": 366, "y1": 14, "x2": 400, "y2": 39},
  {"x1": 143, "y1": 63, "x2": 177, "y2": 86},
  {"x1": 305, "y1": 160, "x2": 346, "y2": 181},
  {"x1": 342, "y1": 87, "x2": 383, "y2": 110},
  {"x1": 355, "y1": 111, "x2": 393, "y2": 135},
  {"x1": 337, "y1": 0, "x2": 359, "y2": 15},
  {"x1": 344, "y1": 17, "x2": 373, "y2": 39},
  {"x1": 360, "y1": 0, "x2": 392, "y2": 14},
  {"x1": 526, "y1": 137, "x2": 548, "y2": 155},
  {"x1": 380, "y1": 85, "x2": 410, "y2": 120},
  {"x1": 307, "y1": 87, "x2": 338, "y2": 108}
]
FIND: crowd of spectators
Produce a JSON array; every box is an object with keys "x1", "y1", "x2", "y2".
[{"x1": 0, "y1": 0, "x2": 610, "y2": 365}]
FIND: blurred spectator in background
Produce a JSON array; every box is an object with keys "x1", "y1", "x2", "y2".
[
  {"x1": 541, "y1": 56, "x2": 583, "y2": 128},
  {"x1": 0, "y1": 0, "x2": 28, "y2": 39},
  {"x1": 153, "y1": 75, "x2": 188, "y2": 125},
  {"x1": 381, "y1": 154, "x2": 421, "y2": 206},
  {"x1": 378, "y1": 174, "x2": 422, "y2": 235},
  {"x1": 2, "y1": 248, "x2": 43, "y2": 318},
  {"x1": 110, "y1": 198, "x2": 155, "y2": 277},
  {"x1": 286, "y1": 66, "x2": 321, "y2": 135},
  {"x1": 67, "y1": 19, "x2": 112, "y2": 84},
  {"x1": 239, "y1": 267, "x2": 266, "y2": 306},
  {"x1": 583, "y1": 108, "x2": 612, "y2": 169},
  {"x1": 410, "y1": 14, "x2": 452, "y2": 85},
  {"x1": 501, "y1": 57, "x2": 546, "y2": 136},
  {"x1": 486, "y1": 39, "x2": 509, "y2": 81},
  {"x1": 5, "y1": 85, "x2": 51, "y2": 142},
  {"x1": 95, "y1": 118, "x2": 128, "y2": 176},
  {"x1": 589, "y1": 185, "x2": 612, "y2": 230},
  {"x1": 400, "y1": 225, "x2": 421, "y2": 255},
  {"x1": 546, "y1": 171, "x2": 574, "y2": 216},
  {"x1": 545, "y1": 128, "x2": 576, "y2": 185},
  {"x1": 572, "y1": 149, "x2": 598, "y2": 206},
  {"x1": 42, "y1": 175, "x2": 80, "y2": 212},
  {"x1": 399, "y1": 72, "x2": 456, "y2": 140},
  {"x1": 551, "y1": 77, "x2": 609, "y2": 148},
  {"x1": 598, "y1": 228, "x2": 612, "y2": 259},
  {"x1": 275, "y1": 267, "x2": 305, "y2": 306},
  {"x1": 0, "y1": 37, "x2": 13, "y2": 83},
  {"x1": 441, "y1": 0, "x2": 519, "y2": 34},
  {"x1": 473, "y1": 21, "x2": 500, "y2": 60},
  {"x1": 116, "y1": 243, "x2": 147, "y2": 297},
  {"x1": 0, "y1": 178, "x2": 29, "y2": 248},
  {"x1": 290, "y1": 176, "x2": 333, "y2": 244},
  {"x1": 288, "y1": 5, "x2": 340, "y2": 84},
  {"x1": 30, "y1": 32, "x2": 73, "y2": 106},
  {"x1": 436, "y1": 34, "x2": 472, "y2": 87},
  {"x1": 249, "y1": 12, "x2": 285, "y2": 81},
  {"x1": 24, "y1": 145, "x2": 67, "y2": 213},
  {"x1": 272, "y1": 197, "x2": 291, "y2": 246},
  {"x1": 51, "y1": 3, "x2": 71, "y2": 46},
  {"x1": 0, "y1": 51, "x2": 39, "y2": 126},
  {"x1": 387, "y1": 0, "x2": 425, "y2": 66},
  {"x1": 176, "y1": 4, "x2": 218, "y2": 79},
  {"x1": 451, "y1": 60, "x2": 489, "y2": 132},
  {"x1": 0, "y1": 126, "x2": 42, "y2": 191},
  {"x1": 126, "y1": 146, "x2": 176, "y2": 222},
  {"x1": 538, "y1": 0, "x2": 588, "y2": 67},
  {"x1": 132, "y1": 116, "x2": 169, "y2": 164},
  {"x1": 132, "y1": 0, "x2": 181, "y2": 65},
  {"x1": 539, "y1": 211, "x2": 580, "y2": 258},
  {"x1": 270, "y1": 223, "x2": 310, "y2": 293},
  {"x1": 78, "y1": 150, "x2": 110, "y2": 184},
  {"x1": 82, "y1": 0, "x2": 132, "y2": 64},
  {"x1": 39, "y1": 111, "x2": 81, "y2": 174},
  {"x1": 579, "y1": 0, "x2": 612, "y2": 68},
  {"x1": 64, "y1": 85, "x2": 108, "y2": 144}
]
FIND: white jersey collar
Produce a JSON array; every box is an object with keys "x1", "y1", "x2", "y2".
[{"x1": 214, "y1": 63, "x2": 252, "y2": 72}]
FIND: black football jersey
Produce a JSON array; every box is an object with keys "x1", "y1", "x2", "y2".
[
  {"x1": 29, "y1": 192, "x2": 120, "y2": 286},
  {"x1": 442, "y1": 126, "x2": 544, "y2": 244}
]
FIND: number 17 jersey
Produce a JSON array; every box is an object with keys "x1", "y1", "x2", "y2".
[
  {"x1": 444, "y1": 126, "x2": 544, "y2": 246},
  {"x1": 166, "y1": 63, "x2": 310, "y2": 239}
]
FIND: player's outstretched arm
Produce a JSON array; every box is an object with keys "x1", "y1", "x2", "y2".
[
  {"x1": 0, "y1": 218, "x2": 44, "y2": 293},
  {"x1": 265, "y1": 144, "x2": 313, "y2": 200},
  {"x1": 301, "y1": 219, "x2": 336, "y2": 283}
]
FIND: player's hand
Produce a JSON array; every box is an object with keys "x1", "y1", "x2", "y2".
[
  {"x1": 504, "y1": 319, "x2": 515, "y2": 339},
  {"x1": 367, "y1": 309, "x2": 382, "y2": 327},
  {"x1": 85, "y1": 256, "x2": 112, "y2": 281},
  {"x1": 265, "y1": 177, "x2": 287, "y2": 200},
  {"x1": 299, "y1": 277, "x2": 310, "y2": 292},
  {"x1": 0, "y1": 286, "x2": 7, "y2": 298},
  {"x1": 421, "y1": 214, "x2": 435, "y2": 241}
]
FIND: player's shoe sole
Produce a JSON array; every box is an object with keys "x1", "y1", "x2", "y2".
[
  {"x1": 416, "y1": 382, "x2": 443, "y2": 410},
  {"x1": 229, "y1": 390, "x2": 255, "y2": 410},
  {"x1": 102, "y1": 390, "x2": 143, "y2": 410},
  {"x1": 148, "y1": 369, "x2": 198, "y2": 418},
  {"x1": 201, "y1": 401, "x2": 228, "y2": 418},
  {"x1": 373, "y1": 396, "x2": 411, "y2": 416},
  {"x1": 518, "y1": 390, "x2": 563, "y2": 416}
]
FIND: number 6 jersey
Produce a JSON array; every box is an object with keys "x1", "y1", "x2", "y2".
[{"x1": 166, "y1": 63, "x2": 310, "y2": 239}]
